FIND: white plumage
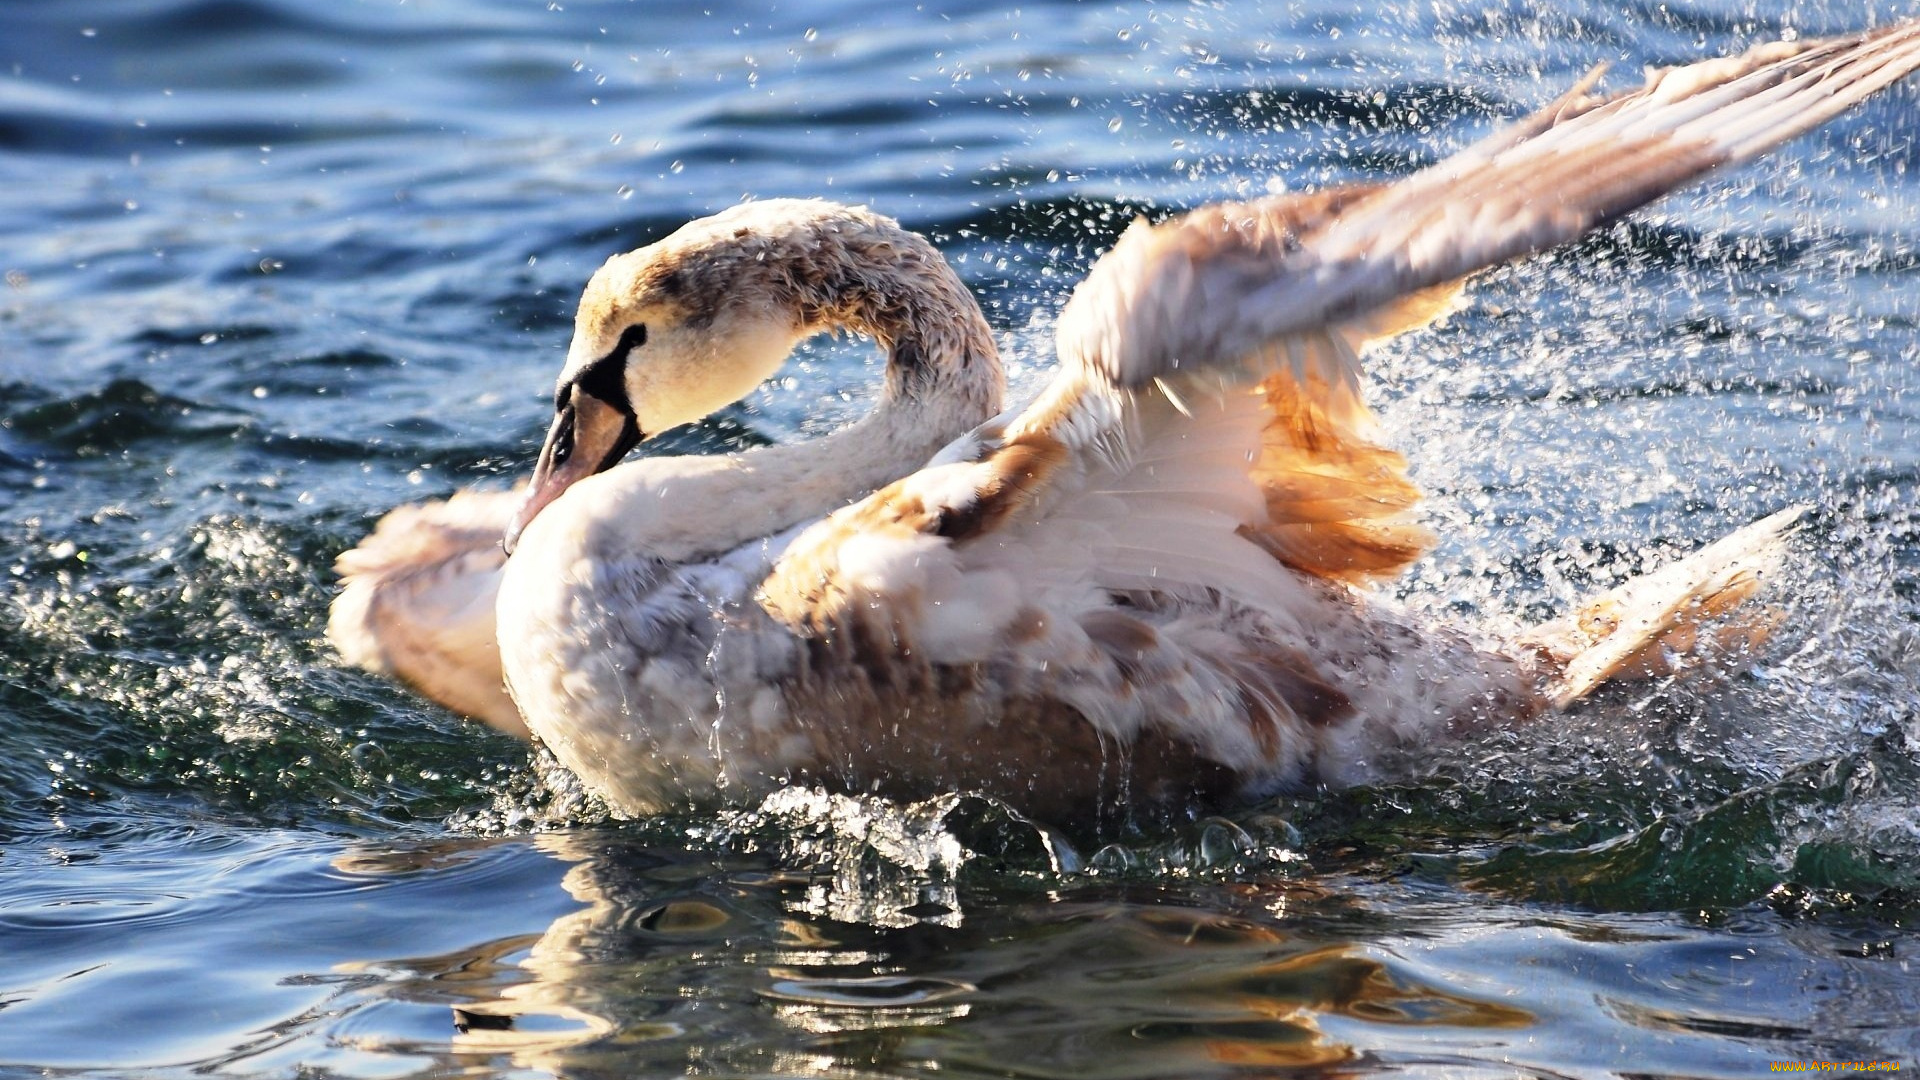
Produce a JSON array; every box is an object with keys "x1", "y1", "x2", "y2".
[{"x1": 329, "y1": 26, "x2": 1920, "y2": 826}]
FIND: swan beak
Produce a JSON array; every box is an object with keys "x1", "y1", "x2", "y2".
[{"x1": 503, "y1": 390, "x2": 642, "y2": 554}]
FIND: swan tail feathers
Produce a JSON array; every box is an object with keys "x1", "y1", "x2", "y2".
[
  {"x1": 1522, "y1": 506, "x2": 1805, "y2": 709},
  {"x1": 329, "y1": 488, "x2": 526, "y2": 737}
]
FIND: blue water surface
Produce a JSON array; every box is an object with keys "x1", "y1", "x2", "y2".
[{"x1": 2, "y1": 1, "x2": 1918, "y2": 1076}]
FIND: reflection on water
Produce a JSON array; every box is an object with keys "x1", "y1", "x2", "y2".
[
  {"x1": 2, "y1": 791, "x2": 1914, "y2": 1076},
  {"x1": 416, "y1": 819, "x2": 1540, "y2": 1079}
]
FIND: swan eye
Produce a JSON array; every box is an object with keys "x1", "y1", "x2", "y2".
[
  {"x1": 615, "y1": 323, "x2": 647, "y2": 357},
  {"x1": 584, "y1": 324, "x2": 645, "y2": 401},
  {"x1": 557, "y1": 323, "x2": 646, "y2": 412}
]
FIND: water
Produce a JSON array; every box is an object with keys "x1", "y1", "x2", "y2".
[{"x1": 3, "y1": 0, "x2": 1918, "y2": 1075}]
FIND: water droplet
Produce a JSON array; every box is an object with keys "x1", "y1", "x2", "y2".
[
  {"x1": 1107, "y1": 117, "x2": 1123, "y2": 133},
  {"x1": 1197, "y1": 818, "x2": 1254, "y2": 868}
]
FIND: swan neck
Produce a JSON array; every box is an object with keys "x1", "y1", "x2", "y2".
[
  {"x1": 801, "y1": 225, "x2": 1004, "y2": 424},
  {"x1": 539, "y1": 210, "x2": 1007, "y2": 567},
  {"x1": 676, "y1": 229, "x2": 1003, "y2": 557}
]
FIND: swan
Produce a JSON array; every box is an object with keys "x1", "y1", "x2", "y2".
[{"x1": 331, "y1": 26, "x2": 1920, "y2": 824}]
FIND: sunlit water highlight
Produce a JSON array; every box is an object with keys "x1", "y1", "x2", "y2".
[{"x1": 2, "y1": 0, "x2": 1917, "y2": 1075}]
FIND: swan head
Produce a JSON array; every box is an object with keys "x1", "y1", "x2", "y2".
[{"x1": 504, "y1": 201, "x2": 853, "y2": 552}]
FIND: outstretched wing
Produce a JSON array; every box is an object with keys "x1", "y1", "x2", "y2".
[
  {"x1": 759, "y1": 24, "x2": 1920, "y2": 654},
  {"x1": 1055, "y1": 25, "x2": 1920, "y2": 390}
]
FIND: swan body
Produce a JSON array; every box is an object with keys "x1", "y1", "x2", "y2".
[{"x1": 331, "y1": 26, "x2": 1920, "y2": 824}]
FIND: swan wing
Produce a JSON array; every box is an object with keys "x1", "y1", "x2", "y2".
[
  {"x1": 1054, "y1": 23, "x2": 1920, "y2": 392},
  {"x1": 759, "y1": 24, "x2": 1920, "y2": 645},
  {"x1": 330, "y1": 488, "x2": 525, "y2": 736},
  {"x1": 744, "y1": 27, "x2": 1920, "y2": 789}
]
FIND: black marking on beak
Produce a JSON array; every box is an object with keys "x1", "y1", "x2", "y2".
[
  {"x1": 546, "y1": 322, "x2": 647, "y2": 474},
  {"x1": 504, "y1": 324, "x2": 649, "y2": 554}
]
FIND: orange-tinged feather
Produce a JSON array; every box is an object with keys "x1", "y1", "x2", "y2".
[
  {"x1": 1241, "y1": 367, "x2": 1432, "y2": 584},
  {"x1": 758, "y1": 430, "x2": 1067, "y2": 634}
]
